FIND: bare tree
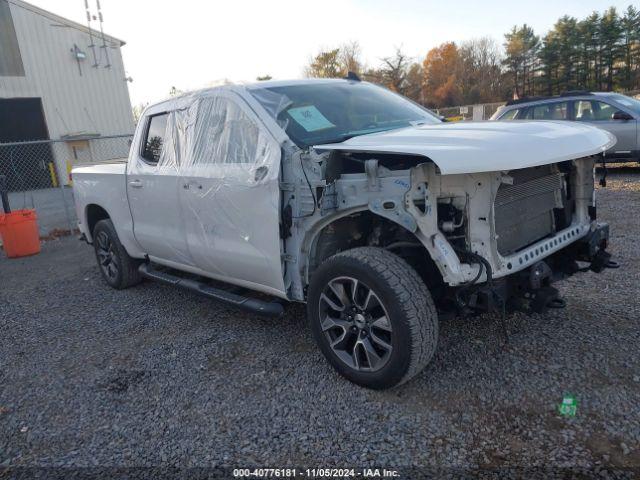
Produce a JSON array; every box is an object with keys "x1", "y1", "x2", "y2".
[
  {"x1": 340, "y1": 41, "x2": 365, "y2": 75},
  {"x1": 379, "y1": 47, "x2": 411, "y2": 93},
  {"x1": 169, "y1": 86, "x2": 183, "y2": 97},
  {"x1": 304, "y1": 48, "x2": 343, "y2": 78},
  {"x1": 132, "y1": 103, "x2": 148, "y2": 125},
  {"x1": 304, "y1": 42, "x2": 365, "y2": 78},
  {"x1": 458, "y1": 37, "x2": 506, "y2": 103}
]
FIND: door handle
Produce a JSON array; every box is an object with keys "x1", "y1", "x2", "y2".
[
  {"x1": 129, "y1": 179, "x2": 143, "y2": 188},
  {"x1": 254, "y1": 166, "x2": 269, "y2": 182}
]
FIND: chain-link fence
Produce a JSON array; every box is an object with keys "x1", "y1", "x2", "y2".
[
  {"x1": 0, "y1": 134, "x2": 132, "y2": 236},
  {"x1": 435, "y1": 102, "x2": 506, "y2": 122}
]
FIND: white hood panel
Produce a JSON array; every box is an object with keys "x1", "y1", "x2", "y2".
[{"x1": 314, "y1": 121, "x2": 616, "y2": 174}]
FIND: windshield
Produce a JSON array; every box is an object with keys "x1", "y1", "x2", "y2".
[
  {"x1": 249, "y1": 82, "x2": 441, "y2": 147},
  {"x1": 610, "y1": 94, "x2": 640, "y2": 116}
]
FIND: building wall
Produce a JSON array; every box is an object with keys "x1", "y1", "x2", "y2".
[
  {"x1": 0, "y1": 0, "x2": 134, "y2": 140},
  {"x1": 0, "y1": 0, "x2": 25, "y2": 76}
]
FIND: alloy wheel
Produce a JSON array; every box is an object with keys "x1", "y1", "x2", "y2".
[
  {"x1": 96, "y1": 231, "x2": 119, "y2": 281},
  {"x1": 318, "y1": 276, "x2": 393, "y2": 372}
]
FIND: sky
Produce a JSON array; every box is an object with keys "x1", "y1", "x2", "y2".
[{"x1": 26, "y1": 0, "x2": 637, "y2": 106}]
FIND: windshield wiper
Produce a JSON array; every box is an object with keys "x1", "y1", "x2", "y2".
[{"x1": 332, "y1": 123, "x2": 412, "y2": 143}]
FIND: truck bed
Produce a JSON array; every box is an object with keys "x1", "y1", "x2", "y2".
[{"x1": 71, "y1": 162, "x2": 136, "y2": 250}]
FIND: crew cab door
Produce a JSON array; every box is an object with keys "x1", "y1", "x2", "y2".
[
  {"x1": 178, "y1": 92, "x2": 285, "y2": 295},
  {"x1": 126, "y1": 112, "x2": 192, "y2": 266},
  {"x1": 574, "y1": 99, "x2": 637, "y2": 158}
]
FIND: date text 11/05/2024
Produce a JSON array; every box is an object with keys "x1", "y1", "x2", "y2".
[{"x1": 232, "y1": 468, "x2": 400, "y2": 478}]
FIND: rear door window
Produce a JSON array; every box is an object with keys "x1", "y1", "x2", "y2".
[
  {"x1": 141, "y1": 113, "x2": 169, "y2": 163},
  {"x1": 524, "y1": 102, "x2": 569, "y2": 120},
  {"x1": 574, "y1": 100, "x2": 595, "y2": 121},
  {"x1": 500, "y1": 108, "x2": 520, "y2": 120},
  {"x1": 575, "y1": 100, "x2": 617, "y2": 121}
]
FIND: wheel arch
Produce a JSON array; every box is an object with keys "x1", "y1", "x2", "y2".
[
  {"x1": 85, "y1": 204, "x2": 111, "y2": 243},
  {"x1": 302, "y1": 208, "x2": 445, "y2": 296}
]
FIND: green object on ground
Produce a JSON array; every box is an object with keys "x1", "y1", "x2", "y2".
[{"x1": 558, "y1": 394, "x2": 578, "y2": 417}]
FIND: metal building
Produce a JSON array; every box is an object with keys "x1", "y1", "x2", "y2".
[{"x1": 0, "y1": 0, "x2": 134, "y2": 187}]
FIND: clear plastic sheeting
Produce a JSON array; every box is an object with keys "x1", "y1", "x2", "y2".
[
  {"x1": 247, "y1": 87, "x2": 293, "y2": 132},
  {"x1": 129, "y1": 89, "x2": 279, "y2": 181},
  {"x1": 127, "y1": 88, "x2": 285, "y2": 295}
]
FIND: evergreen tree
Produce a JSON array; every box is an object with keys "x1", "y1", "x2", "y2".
[
  {"x1": 620, "y1": 6, "x2": 640, "y2": 90},
  {"x1": 538, "y1": 32, "x2": 560, "y2": 95},
  {"x1": 555, "y1": 16, "x2": 580, "y2": 92},
  {"x1": 599, "y1": 7, "x2": 623, "y2": 90},
  {"x1": 579, "y1": 13, "x2": 601, "y2": 91},
  {"x1": 503, "y1": 25, "x2": 539, "y2": 97}
]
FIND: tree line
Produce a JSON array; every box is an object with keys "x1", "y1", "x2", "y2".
[{"x1": 301, "y1": 5, "x2": 640, "y2": 108}]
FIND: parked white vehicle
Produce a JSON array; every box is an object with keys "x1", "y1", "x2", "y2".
[{"x1": 73, "y1": 78, "x2": 616, "y2": 389}]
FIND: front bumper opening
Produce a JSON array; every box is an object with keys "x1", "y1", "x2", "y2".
[{"x1": 452, "y1": 223, "x2": 615, "y2": 315}]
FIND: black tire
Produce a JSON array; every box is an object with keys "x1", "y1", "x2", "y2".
[
  {"x1": 307, "y1": 247, "x2": 438, "y2": 389},
  {"x1": 93, "y1": 219, "x2": 142, "y2": 290}
]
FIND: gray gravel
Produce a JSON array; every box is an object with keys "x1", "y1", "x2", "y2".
[{"x1": 1, "y1": 166, "x2": 639, "y2": 477}]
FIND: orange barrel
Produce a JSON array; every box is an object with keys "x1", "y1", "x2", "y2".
[{"x1": 0, "y1": 209, "x2": 41, "y2": 258}]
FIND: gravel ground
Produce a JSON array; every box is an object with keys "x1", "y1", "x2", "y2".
[{"x1": 1, "y1": 166, "x2": 639, "y2": 478}]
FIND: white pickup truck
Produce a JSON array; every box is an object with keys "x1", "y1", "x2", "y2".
[{"x1": 73, "y1": 78, "x2": 616, "y2": 389}]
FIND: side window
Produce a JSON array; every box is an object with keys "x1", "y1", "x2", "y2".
[
  {"x1": 574, "y1": 100, "x2": 594, "y2": 121},
  {"x1": 500, "y1": 108, "x2": 520, "y2": 120},
  {"x1": 141, "y1": 113, "x2": 169, "y2": 163},
  {"x1": 591, "y1": 101, "x2": 617, "y2": 121},
  {"x1": 192, "y1": 96, "x2": 261, "y2": 165},
  {"x1": 575, "y1": 100, "x2": 617, "y2": 121},
  {"x1": 526, "y1": 102, "x2": 569, "y2": 120}
]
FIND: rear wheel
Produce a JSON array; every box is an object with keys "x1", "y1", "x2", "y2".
[
  {"x1": 93, "y1": 219, "x2": 142, "y2": 289},
  {"x1": 307, "y1": 247, "x2": 438, "y2": 389}
]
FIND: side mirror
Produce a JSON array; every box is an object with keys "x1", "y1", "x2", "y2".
[{"x1": 612, "y1": 111, "x2": 633, "y2": 121}]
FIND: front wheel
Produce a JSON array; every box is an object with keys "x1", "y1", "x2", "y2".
[{"x1": 307, "y1": 247, "x2": 438, "y2": 389}]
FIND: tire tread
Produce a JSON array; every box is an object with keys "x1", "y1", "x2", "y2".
[
  {"x1": 93, "y1": 219, "x2": 142, "y2": 289},
  {"x1": 320, "y1": 247, "x2": 438, "y2": 387}
]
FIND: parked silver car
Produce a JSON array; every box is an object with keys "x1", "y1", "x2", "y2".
[{"x1": 491, "y1": 92, "x2": 640, "y2": 163}]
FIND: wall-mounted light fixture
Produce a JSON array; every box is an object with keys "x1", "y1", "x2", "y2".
[
  {"x1": 72, "y1": 44, "x2": 87, "y2": 60},
  {"x1": 71, "y1": 44, "x2": 87, "y2": 76}
]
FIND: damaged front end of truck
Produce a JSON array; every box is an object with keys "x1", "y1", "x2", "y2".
[
  {"x1": 244, "y1": 79, "x2": 617, "y2": 319},
  {"x1": 274, "y1": 120, "x2": 617, "y2": 318}
]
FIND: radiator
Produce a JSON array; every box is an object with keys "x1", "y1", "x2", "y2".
[{"x1": 494, "y1": 166, "x2": 564, "y2": 255}]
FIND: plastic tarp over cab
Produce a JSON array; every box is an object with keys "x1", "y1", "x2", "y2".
[{"x1": 129, "y1": 88, "x2": 286, "y2": 296}]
